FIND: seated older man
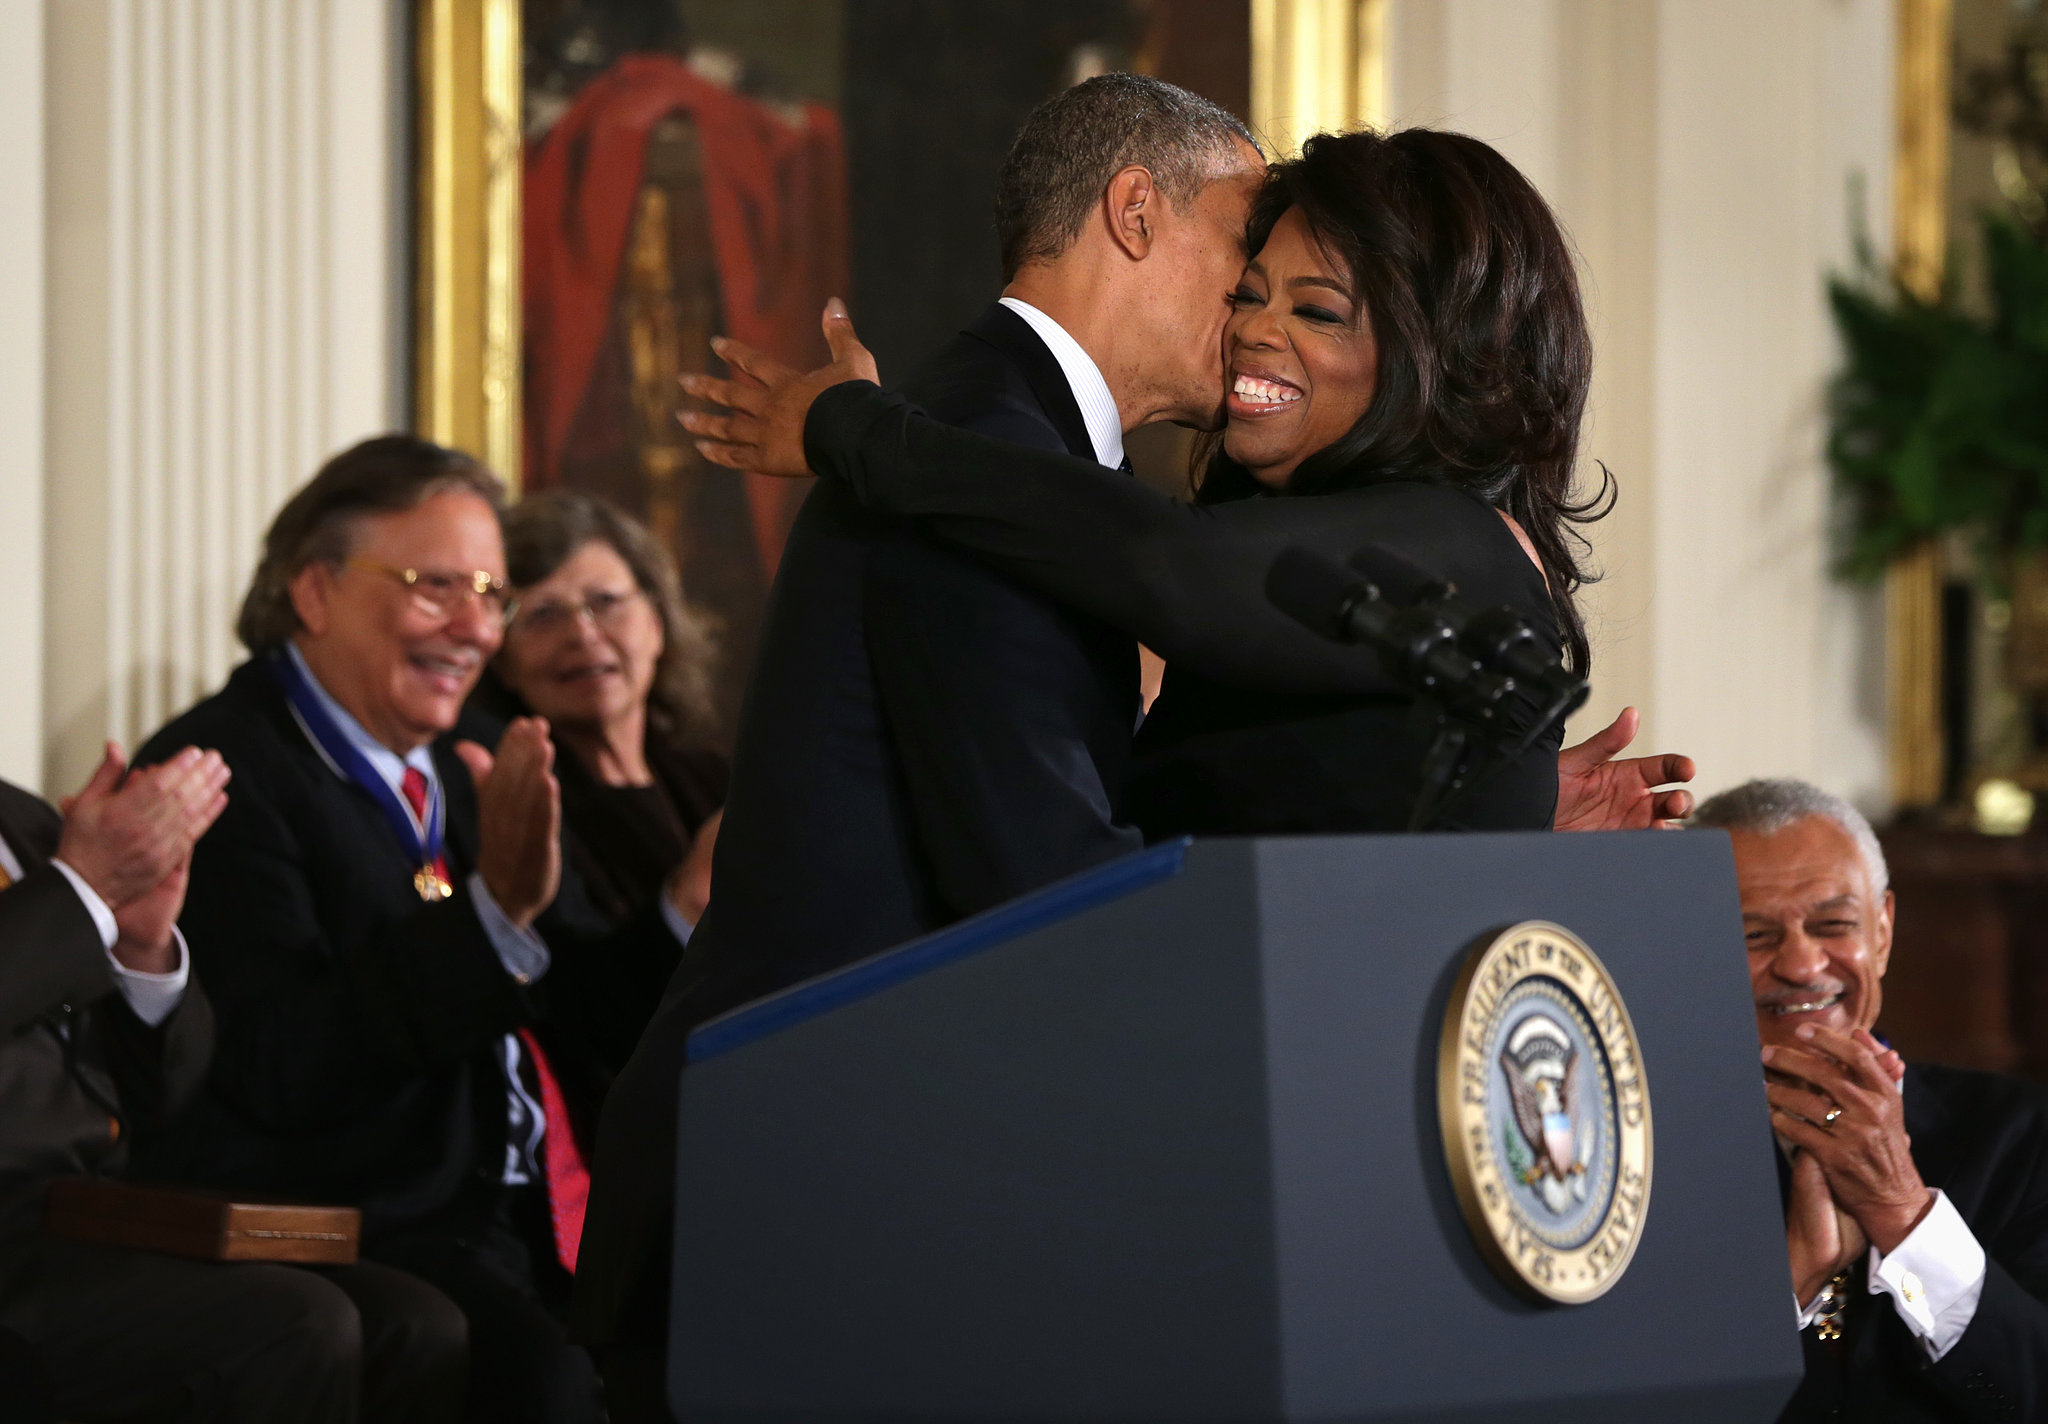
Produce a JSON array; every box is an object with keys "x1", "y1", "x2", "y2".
[
  {"x1": 137, "y1": 436, "x2": 683, "y2": 1424},
  {"x1": 1696, "y1": 779, "x2": 2048, "y2": 1422}
]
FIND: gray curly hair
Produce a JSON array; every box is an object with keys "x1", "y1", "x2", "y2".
[{"x1": 1690, "y1": 778, "x2": 1888, "y2": 893}]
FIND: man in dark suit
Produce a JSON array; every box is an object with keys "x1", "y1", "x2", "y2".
[
  {"x1": 1698, "y1": 778, "x2": 2048, "y2": 1422},
  {"x1": 137, "y1": 435, "x2": 676, "y2": 1424},
  {"x1": 571, "y1": 74, "x2": 1264, "y2": 1410},
  {"x1": 0, "y1": 746, "x2": 465, "y2": 1422}
]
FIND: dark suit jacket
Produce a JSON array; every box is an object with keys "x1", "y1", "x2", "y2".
[
  {"x1": 0, "y1": 779, "x2": 212, "y2": 1229},
  {"x1": 572, "y1": 303, "x2": 1143, "y2": 1344},
  {"x1": 1781, "y1": 1062, "x2": 2048, "y2": 1423},
  {"x1": 134, "y1": 658, "x2": 674, "y2": 1231}
]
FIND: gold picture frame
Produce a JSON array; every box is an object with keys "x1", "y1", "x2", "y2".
[
  {"x1": 415, "y1": 0, "x2": 523, "y2": 489},
  {"x1": 1886, "y1": 0, "x2": 1953, "y2": 808},
  {"x1": 411, "y1": 2, "x2": 1387, "y2": 500}
]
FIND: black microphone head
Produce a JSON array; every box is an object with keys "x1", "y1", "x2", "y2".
[
  {"x1": 1266, "y1": 546, "x2": 1373, "y2": 640},
  {"x1": 1347, "y1": 543, "x2": 1451, "y2": 604}
]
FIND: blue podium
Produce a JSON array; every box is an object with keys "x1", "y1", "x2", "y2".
[{"x1": 670, "y1": 832, "x2": 1802, "y2": 1422}]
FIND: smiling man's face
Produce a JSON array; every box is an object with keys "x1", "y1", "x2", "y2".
[
  {"x1": 290, "y1": 489, "x2": 507, "y2": 754},
  {"x1": 1729, "y1": 814, "x2": 1895, "y2": 1054}
]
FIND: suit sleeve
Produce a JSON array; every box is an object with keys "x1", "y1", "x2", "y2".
[
  {"x1": 167, "y1": 744, "x2": 529, "y2": 1132},
  {"x1": 806, "y1": 382, "x2": 1520, "y2": 697},
  {"x1": 1922, "y1": 1188, "x2": 2048, "y2": 1419},
  {"x1": 0, "y1": 866, "x2": 116, "y2": 1039},
  {"x1": 91, "y1": 976, "x2": 215, "y2": 1138},
  {"x1": 862, "y1": 408, "x2": 1142, "y2": 919}
]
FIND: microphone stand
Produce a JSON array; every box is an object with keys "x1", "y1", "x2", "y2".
[{"x1": 1265, "y1": 546, "x2": 1590, "y2": 832}]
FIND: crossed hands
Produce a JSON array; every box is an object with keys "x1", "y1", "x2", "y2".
[
  {"x1": 1766, "y1": 1025, "x2": 1926, "y2": 1301},
  {"x1": 455, "y1": 718, "x2": 561, "y2": 931},
  {"x1": 56, "y1": 743, "x2": 231, "y2": 974}
]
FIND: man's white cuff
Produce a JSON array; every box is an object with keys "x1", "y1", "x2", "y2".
[
  {"x1": 106, "y1": 929, "x2": 191, "y2": 1028},
  {"x1": 49, "y1": 858, "x2": 118, "y2": 950},
  {"x1": 1868, "y1": 1190, "x2": 1987, "y2": 1360},
  {"x1": 467, "y1": 871, "x2": 552, "y2": 984}
]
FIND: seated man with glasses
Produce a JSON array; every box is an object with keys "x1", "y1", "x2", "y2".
[
  {"x1": 1696, "y1": 778, "x2": 2048, "y2": 1422},
  {"x1": 136, "y1": 435, "x2": 650, "y2": 1424}
]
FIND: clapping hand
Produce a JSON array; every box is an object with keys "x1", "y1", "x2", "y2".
[
  {"x1": 1785, "y1": 1147, "x2": 1868, "y2": 1304},
  {"x1": 111, "y1": 856, "x2": 191, "y2": 975},
  {"x1": 1555, "y1": 708, "x2": 1696, "y2": 832},
  {"x1": 57, "y1": 743, "x2": 230, "y2": 910},
  {"x1": 678, "y1": 299, "x2": 880, "y2": 478},
  {"x1": 1765, "y1": 1025, "x2": 1931, "y2": 1254},
  {"x1": 456, "y1": 718, "x2": 561, "y2": 930}
]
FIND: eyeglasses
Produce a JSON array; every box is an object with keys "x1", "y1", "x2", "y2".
[
  {"x1": 344, "y1": 558, "x2": 516, "y2": 624},
  {"x1": 509, "y1": 586, "x2": 645, "y2": 638}
]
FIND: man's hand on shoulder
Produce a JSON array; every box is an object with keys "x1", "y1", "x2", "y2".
[
  {"x1": 56, "y1": 743, "x2": 230, "y2": 910},
  {"x1": 679, "y1": 298, "x2": 881, "y2": 478},
  {"x1": 1555, "y1": 707, "x2": 1696, "y2": 832}
]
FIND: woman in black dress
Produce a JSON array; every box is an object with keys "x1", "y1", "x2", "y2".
[
  {"x1": 467, "y1": 491, "x2": 727, "y2": 1061},
  {"x1": 687, "y1": 129, "x2": 1682, "y2": 837}
]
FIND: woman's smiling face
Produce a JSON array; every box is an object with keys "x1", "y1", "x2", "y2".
[{"x1": 1222, "y1": 207, "x2": 1380, "y2": 489}]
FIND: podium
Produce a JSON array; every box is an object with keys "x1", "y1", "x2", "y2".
[{"x1": 671, "y1": 833, "x2": 1803, "y2": 1422}]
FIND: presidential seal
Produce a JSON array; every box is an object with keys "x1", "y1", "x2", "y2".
[{"x1": 1437, "y1": 921, "x2": 1651, "y2": 1304}]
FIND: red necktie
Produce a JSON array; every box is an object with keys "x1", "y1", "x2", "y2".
[{"x1": 400, "y1": 766, "x2": 589, "y2": 1273}]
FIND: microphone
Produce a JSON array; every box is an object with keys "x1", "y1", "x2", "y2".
[
  {"x1": 1264, "y1": 547, "x2": 1516, "y2": 720},
  {"x1": 1345, "y1": 545, "x2": 1590, "y2": 732},
  {"x1": 1266, "y1": 541, "x2": 1593, "y2": 829}
]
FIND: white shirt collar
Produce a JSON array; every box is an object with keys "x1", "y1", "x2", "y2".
[
  {"x1": 997, "y1": 297, "x2": 1126, "y2": 470},
  {"x1": 284, "y1": 640, "x2": 439, "y2": 806}
]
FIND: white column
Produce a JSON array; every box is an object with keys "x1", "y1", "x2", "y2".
[
  {"x1": 1385, "y1": 0, "x2": 1893, "y2": 808},
  {"x1": 0, "y1": 1, "x2": 45, "y2": 788},
  {"x1": 43, "y1": 0, "x2": 403, "y2": 794}
]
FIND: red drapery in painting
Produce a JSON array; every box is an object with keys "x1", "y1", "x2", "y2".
[{"x1": 524, "y1": 53, "x2": 847, "y2": 578}]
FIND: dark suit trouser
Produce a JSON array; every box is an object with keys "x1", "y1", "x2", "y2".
[
  {"x1": 366, "y1": 1186, "x2": 603, "y2": 1424},
  {"x1": 0, "y1": 1225, "x2": 466, "y2": 1423}
]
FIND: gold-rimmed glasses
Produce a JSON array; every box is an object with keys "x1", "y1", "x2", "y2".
[{"x1": 344, "y1": 558, "x2": 516, "y2": 625}]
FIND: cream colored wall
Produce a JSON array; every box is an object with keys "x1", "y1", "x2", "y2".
[
  {"x1": 1387, "y1": 0, "x2": 1893, "y2": 810},
  {"x1": 38, "y1": 0, "x2": 407, "y2": 797},
  {"x1": 0, "y1": 2, "x2": 46, "y2": 790}
]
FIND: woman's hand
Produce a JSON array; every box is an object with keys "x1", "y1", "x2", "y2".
[
  {"x1": 666, "y1": 809, "x2": 722, "y2": 927},
  {"x1": 1555, "y1": 707, "x2": 1696, "y2": 831},
  {"x1": 679, "y1": 299, "x2": 879, "y2": 478}
]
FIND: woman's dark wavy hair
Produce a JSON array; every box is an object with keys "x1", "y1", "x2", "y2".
[{"x1": 1197, "y1": 128, "x2": 1612, "y2": 672}]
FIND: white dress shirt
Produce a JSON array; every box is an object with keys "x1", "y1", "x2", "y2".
[
  {"x1": 997, "y1": 297, "x2": 1126, "y2": 470},
  {"x1": 283, "y1": 642, "x2": 552, "y2": 1182},
  {"x1": 0, "y1": 820, "x2": 190, "y2": 1029}
]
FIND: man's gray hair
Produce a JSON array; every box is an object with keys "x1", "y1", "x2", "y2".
[
  {"x1": 1691, "y1": 778, "x2": 1889, "y2": 893},
  {"x1": 993, "y1": 72, "x2": 1257, "y2": 281}
]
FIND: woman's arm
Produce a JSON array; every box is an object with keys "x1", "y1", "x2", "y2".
[{"x1": 800, "y1": 381, "x2": 1547, "y2": 697}]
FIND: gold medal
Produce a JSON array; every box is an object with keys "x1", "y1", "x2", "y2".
[{"x1": 414, "y1": 865, "x2": 453, "y2": 902}]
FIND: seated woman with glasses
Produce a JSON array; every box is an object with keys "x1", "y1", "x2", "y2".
[{"x1": 467, "y1": 492, "x2": 727, "y2": 1013}]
